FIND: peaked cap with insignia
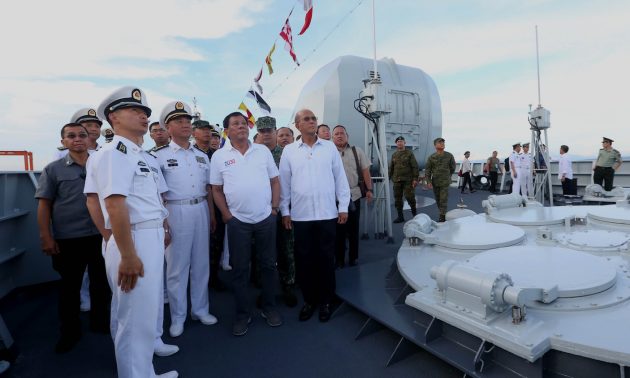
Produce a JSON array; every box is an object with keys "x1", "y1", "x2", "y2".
[
  {"x1": 98, "y1": 86, "x2": 152, "y2": 125},
  {"x1": 160, "y1": 101, "x2": 193, "y2": 127},
  {"x1": 70, "y1": 107, "x2": 102, "y2": 126}
]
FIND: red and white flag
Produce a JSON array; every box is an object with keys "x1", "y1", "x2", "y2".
[
  {"x1": 298, "y1": 0, "x2": 313, "y2": 35},
  {"x1": 279, "y1": 16, "x2": 299, "y2": 65}
]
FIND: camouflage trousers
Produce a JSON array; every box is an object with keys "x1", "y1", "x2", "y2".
[
  {"x1": 393, "y1": 181, "x2": 416, "y2": 211},
  {"x1": 432, "y1": 185, "x2": 449, "y2": 216},
  {"x1": 276, "y1": 215, "x2": 295, "y2": 286}
]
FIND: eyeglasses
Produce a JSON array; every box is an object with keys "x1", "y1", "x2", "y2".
[
  {"x1": 301, "y1": 116, "x2": 317, "y2": 122},
  {"x1": 65, "y1": 133, "x2": 88, "y2": 139}
]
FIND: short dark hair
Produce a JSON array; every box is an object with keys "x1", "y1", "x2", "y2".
[
  {"x1": 277, "y1": 126, "x2": 294, "y2": 136},
  {"x1": 149, "y1": 121, "x2": 161, "y2": 132},
  {"x1": 317, "y1": 124, "x2": 330, "y2": 132},
  {"x1": 223, "y1": 112, "x2": 248, "y2": 129},
  {"x1": 332, "y1": 124, "x2": 347, "y2": 133},
  {"x1": 60, "y1": 123, "x2": 88, "y2": 138},
  {"x1": 464, "y1": 151, "x2": 470, "y2": 155},
  {"x1": 560, "y1": 145, "x2": 569, "y2": 153}
]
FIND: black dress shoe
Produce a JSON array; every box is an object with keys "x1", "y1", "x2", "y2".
[
  {"x1": 319, "y1": 304, "x2": 331, "y2": 322},
  {"x1": 299, "y1": 303, "x2": 315, "y2": 321}
]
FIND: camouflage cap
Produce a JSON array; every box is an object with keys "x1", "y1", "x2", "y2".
[
  {"x1": 433, "y1": 137, "x2": 445, "y2": 145},
  {"x1": 395, "y1": 136, "x2": 405, "y2": 142},
  {"x1": 192, "y1": 120, "x2": 212, "y2": 129},
  {"x1": 256, "y1": 116, "x2": 276, "y2": 131}
]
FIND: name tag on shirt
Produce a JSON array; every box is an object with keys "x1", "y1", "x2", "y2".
[
  {"x1": 196, "y1": 156, "x2": 207, "y2": 164},
  {"x1": 167, "y1": 158, "x2": 178, "y2": 167}
]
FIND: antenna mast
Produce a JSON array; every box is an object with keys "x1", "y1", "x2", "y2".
[{"x1": 535, "y1": 25, "x2": 542, "y2": 106}]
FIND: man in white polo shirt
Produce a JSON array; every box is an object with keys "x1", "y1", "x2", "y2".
[
  {"x1": 210, "y1": 111, "x2": 282, "y2": 336},
  {"x1": 279, "y1": 108, "x2": 350, "y2": 323}
]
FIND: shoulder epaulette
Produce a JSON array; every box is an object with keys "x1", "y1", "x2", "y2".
[
  {"x1": 145, "y1": 150, "x2": 157, "y2": 158},
  {"x1": 116, "y1": 141, "x2": 127, "y2": 154},
  {"x1": 57, "y1": 146, "x2": 67, "y2": 151}
]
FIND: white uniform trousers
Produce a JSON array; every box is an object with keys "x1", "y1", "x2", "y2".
[
  {"x1": 519, "y1": 168, "x2": 533, "y2": 198},
  {"x1": 511, "y1": 170, "x2": 521, "y2": 195},
  {"x1": 104, "y1": 238, "x2": 167, "y2": 356},
  {"x1": 165, "y1": 201, "x2": 210, "y2": 325},
  {"x1": 105, "y1": 227, "x2": 164, "y2": 378}
]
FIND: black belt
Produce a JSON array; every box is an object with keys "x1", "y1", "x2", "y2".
[{"x1": 595, "y1": 166, "x2": 614, "y2": 170}]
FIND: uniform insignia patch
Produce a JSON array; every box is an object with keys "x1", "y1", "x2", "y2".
[
  {"x1": 195, "y1": 156, "x2": 206, "y2": 164},
  {"x1": 140, "y1": 167, "x2": 150, "y2": 173},
  {"x1": 88, "y1": 109, "x2": 97, "y2": 116},
  {"x1": 137, "y1": 161, "x2": 147, "y2": 166},
  {"x1": 150, "y1": 167, "x2": 158, "y2": 173},
  {"x1": 132, "y1": 89, "x2": 142, "y2": 101},
  {"x1": 116, "y1": 141, "x2": 127, "y2": 154},
  {"x1": 175, "y1": 101, "x2": 184, "y2": 110},
  {"x1": 167, "y1": 158, "x2": 178, "y2": 167}
]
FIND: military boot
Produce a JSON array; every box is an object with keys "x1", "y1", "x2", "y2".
[{"x1": 393, "y1": 209, "x2": 405, "y2": 223}]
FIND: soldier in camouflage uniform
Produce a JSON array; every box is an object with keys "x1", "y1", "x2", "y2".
[
  {"x1": 389, "y1": 136, "x2": 419, "y2": 223},
  {"x1": 257, "y1": 116, "x2": 297, "y2": 307},
  {"x1": 593, "y1": 137, "x2": 622, "y2": 191},
  {"x1": 425, "y1": 137, "x2": 456, "y2": 222}
]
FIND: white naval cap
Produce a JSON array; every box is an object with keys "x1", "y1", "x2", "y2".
[
  {"x1": 70, "y1": 107, "x2": 102, "y2": 125},
  {"x1": 98, "y1": 86, "x2": 152, "y2": 124},
  {"x1": 160, "y1": 101, "x2": 193, "y2": 127}
]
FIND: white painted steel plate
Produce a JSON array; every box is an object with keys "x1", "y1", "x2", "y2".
[
  {"x1": 428, "y1": 222, "x2": 525, "y2": 250},
  {"x1": 562, "y1": 230, "x2": 630, "y2": 249},
  {"x1": 488, "y1": 207, "x2": 581, "y2": 226},
  {"x1": 588, "y1": 205, "x2": 630, "y2": 225},
  {"x1": 466, "y1": 247, "x2": 617, "y2": 298}
]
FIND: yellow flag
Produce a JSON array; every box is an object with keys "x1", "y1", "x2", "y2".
[{"x1": 265, "y1": 43, "x2": 276, "y2": 75}]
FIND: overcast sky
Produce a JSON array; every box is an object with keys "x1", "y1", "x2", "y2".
[{"x1": 0, "y1": 0, "x2": 628, "y2": 170}]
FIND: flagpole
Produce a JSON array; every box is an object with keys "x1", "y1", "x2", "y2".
[{"x1": 372, "y1": 0, "x2": 377, "y2": 77}]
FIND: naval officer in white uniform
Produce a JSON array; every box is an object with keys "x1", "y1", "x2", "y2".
[
  {"x1": 509, "y1": 142, "x2": 522, "y2": 194},
  {"x1": 154, "y1": 101, "x2": 217, "y2": 338},
  {"x1": 519, "y1": 142, "x2": 534, "y2": 198},
  {"x1": 85, "y1": 86, "x2": 177, "y2": 378}
]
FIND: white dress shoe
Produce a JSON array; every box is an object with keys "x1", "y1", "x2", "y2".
[
  {"x1": 154, "y1": 338, "x2": 179, "y2": 357},
  {"x1": 156, "y1": 370, "x2": 178, "y2": 378},
  {"x1": 191, "y1": 313, "x2": 218, "y2": 325},
  {"x1": 169, "y1": 323, "x2": 184, "y2": 337}
]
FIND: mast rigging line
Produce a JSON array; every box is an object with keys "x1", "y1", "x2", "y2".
[{"x1": 268, "y1": 0, "x2": 367, "y2": 102}]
